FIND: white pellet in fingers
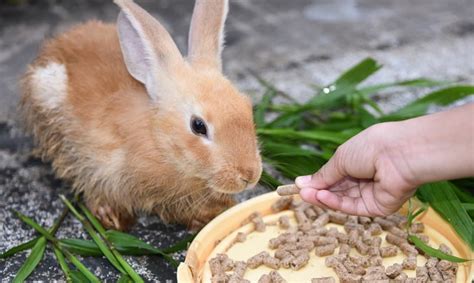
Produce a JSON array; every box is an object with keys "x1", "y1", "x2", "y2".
[{"x1": 276, "y1": 184, "x2": 300, "y2": 196}]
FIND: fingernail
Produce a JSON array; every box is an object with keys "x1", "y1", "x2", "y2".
[{"x1": 295, "y1": 175, "x2": 312, "y2": 187}]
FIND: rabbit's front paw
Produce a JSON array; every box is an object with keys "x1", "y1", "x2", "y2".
[{"x1": 91, "y1": 204, "x2": 135, "y2": 231}]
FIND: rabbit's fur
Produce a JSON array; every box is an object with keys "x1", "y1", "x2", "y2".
[{"x1": 20, "y1": 0, "x2": 262, "y2": 230}]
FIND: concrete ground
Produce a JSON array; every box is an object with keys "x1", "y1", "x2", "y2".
[{"x1": 1, "y1": 0, "x2": 473, "y2": 281}]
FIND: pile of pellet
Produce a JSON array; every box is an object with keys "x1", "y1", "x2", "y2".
[{"x1": 208, "y1": 195, "x2": 458, "y2": 283}]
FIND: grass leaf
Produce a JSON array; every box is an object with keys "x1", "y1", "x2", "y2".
[
  {"x1": 12, "y1": 237, "x2": 47, "y2": 283},
  {"x1": 0, "y1": 238, "x2": 38, "y2": 259},
  {"x1": 78, "y1": 203, "x2": 144, "y2": 283},
  {"x1": 53, "y1": 246, "x2": 72, "y2": 283},
  {"x1": 416, "y1": 182, "x2": 474, "y2": 249},
  {"x1": 408, "y1": 235, "x2": 470, "y2": 262},
  {"x1": 386, "y1": 86, "x2": 474, "y2": 120}
]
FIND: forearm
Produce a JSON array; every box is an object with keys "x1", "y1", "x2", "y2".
[{"x1": 385, "y1": 103, "x2": 474, "y2": 186}]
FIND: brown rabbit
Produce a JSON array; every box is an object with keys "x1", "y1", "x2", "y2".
[{"x1": 20, "y1": 0, "x2": 262, "y2": 230}]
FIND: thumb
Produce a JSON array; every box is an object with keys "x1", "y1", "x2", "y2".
[{"x1": 295, "y1": 150, "x2": 346, "y2": 190}]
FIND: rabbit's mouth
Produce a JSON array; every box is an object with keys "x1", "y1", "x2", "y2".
[{"x1": 208, "y1": 177, "x2": 258, "y2": 195}]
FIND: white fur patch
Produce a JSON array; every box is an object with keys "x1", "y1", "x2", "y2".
[{"x1": 30, "y1": 62, "x2": 68, "y2": 109}]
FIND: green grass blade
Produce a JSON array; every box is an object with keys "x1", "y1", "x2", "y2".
[
  {"x1": 2, "y1": 206, "x2": 69, "y2": 259},
  {"x1": 408, "y1": 235, "x2": 470, "y2": 262},
  {"x1": 65, "y1": 251, "x2": 100, "y2": 283},
  {"x1": 69, "y1": 270, "x2": 90, "y2": 283},
  {"x1": 386, "y1": 86, "x2": 474, "y2": 120},
  {"x1": 60, "y1": 239, "x2": 103, "y2": 256},
  {"x1": 105, "y1": 230, "x2": 179, "y2": 266},
  {"x1": 0, "y1": 238, "x2": 38, "y2": 259},
  {"x1": 12, "y1": 237, "x2": 47, "y2": 283},
  {"x1": 259, "y1": 170, "x2": 282, "y2": 188},
  {"x1": 416, "y1": 182, "x2": 474, "y2": 249},
  {"x1": 59, "y1": 196, "x2": 127, "y2": 275},
  {"x1": 53, "y1": 246, "x2": 72, "y2": 283},
  {"x1": 462, "y1": 203, "x2": 474, "y2": 211},
  {"x1": 358, "y1": 78, "x2": 447, "y2": 96},
  {"x1": 78, "y1": 203, "x2": 144, "y2": 283},
  {"x1": 334, "y1": 57, "x2": 382, "y2": 89},
  {"x1": 162, "y1": 233, "x2": 196, "y2": 254},
  {"x1": 118, "y1": 275, "x2": 133, "y2": 283},
  {"x1": 255, "y1": 89, "x2": 277, "y2": 128},
  {"x1": 257, "y1": 128, "x2": 350, "y2": 144}
]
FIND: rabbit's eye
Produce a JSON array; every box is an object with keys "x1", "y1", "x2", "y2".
[{"x1": 191, "y1": 116, "x2": 208, "y2": 137}]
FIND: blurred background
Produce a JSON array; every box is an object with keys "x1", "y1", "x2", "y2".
[{"x1": 1, "y1": 0, "x2": 473, "y2": 281}]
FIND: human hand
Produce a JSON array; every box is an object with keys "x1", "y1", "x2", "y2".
[
  {"x1": 295, "y1": 103, "x2": 474, "y2": 217},
  {"x1": 295, "y1": 123, "x2": 418, "y2": 216}
]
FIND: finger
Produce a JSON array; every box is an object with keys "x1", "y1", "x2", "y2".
[
  {"x1": 299, "y1": 188, "x2": 330, "y2": 209},
  {"x1": 316, "y1": 190, "x2": 371, "y2": 216},
  {"x1": 295, "y1": 151, "x2": 346, "y2": 189}
]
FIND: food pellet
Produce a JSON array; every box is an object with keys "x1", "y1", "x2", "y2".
[
  {"x1": 415, "y1": 233, "x2": 429, "y2": 243},
  {"x1": 328, "y1": 210, "x2": 348, "y2": 224},
  {"x1": 313, "y1": 236, "x2": 337, "y2": 246},
  {"x1": 339, "y1": 272, "x2": 362, "y2": 282},
  {"x1": 276, "y1": 184, "x2": 300, "y2": 196},
  {"x1": 349, "y1": 255, "x2": 370, "y2": 268},
  {"x1": 335, "y1": 232, "x2": 348, "y2": 244},
  {"x1": 271, "y1": 196, "x2": 293, "y2": 212},
  {"x1": 425, "y1": 257, "x2": 438, "y2": 269},
  {"x1": 416, "y1": 266, "x2": 429, "y2": 282},
  {"x1": 380, "y1": 246, "x2": 398, "y2": 257},
  {"x1": 338, "y1": 243, "x2": 351, "y2": 255},
  {"x1": 313, "y1": 213, "x2": 330, "y2": 227},
  {"x1": 400, "y1": 242, "x2": 418, "y2": 256},
  {"x1": 249, "y1": 212, "x2": 266, "y2": 232},
  {"x1": 209, "y1": 257, "x2": 223, "y2": 275},
  {"x1": 368, "y1": 246, "x2": 380, "y2": 257},
  {"x1": 394, "y1": 271, "x2": 408, "y2": 281},
  {"x1": 235, "y1": 232, "x2": 247, "y2": 243},
  {"x1": 402, "y1": 254, "x2": 417, "y2": 270},
  {"x1": 263, "y1": 255, "x2": 280, "y2": 269},
  {"x1": 348, "y1": 229, "x2": 359, "y2": 247},
  {"x1": 369, "y1": 255, "x2": 383, "y2": 266},
  {"x1": 343, "y1": 259, "x2": 366, "y2": 275},
  {"x1": 388, "y1": 226, "x2": 407, "y2": 239},
  {"x1": 269, "y1": 270, "x2": 287, "y2": 283},
  {"x1": 231, "y1": 261, "x2": 247, "y2": 278},
  {"x1": 358, "y1": 216, "x2": 372, "y2": 225},
  {"x1": 436, "y1": 259, "x2": 453, "y2": 271},
  {"x1": 311, "y1": 277, "x2": 335, "y2": 283},
  {"x1": 304, "y1": 207, "x2": 318, "y2": 220},
  {"x1": 354, "y1": 240, "x2": 369, "y2": 255},
  {"x1": 368, "y1": 223, "x2": 382, "y2": 236},
  {"x1": 211, "y1": 273, "x2": 228, "y2": 283},
  {"x1": 279, "y1": 256, "x2": 294, "y2": 269},
  {"x1": 258, "y1": 274, "x2": 272, "y2": 283},
  {"x1": 371, "y1": 236, "x2": 382, "y2": 247},
  {"x1": 385, "y1": 263, "x2": 402, "y2": 278},
  {"x1": 439, "y1": 243, "x2": 452, "y2": 255},
  {"x1": 278, "y1": 215, "x2": 290, "y2": 229},
  {"x1": 290, "y1": 253, "x2": 310, "y2": 270},
  {"x1": 363, "y1": 266, "x2": 387, "y2": 280},
  {"x1": 295, "y1": 209, "x2": 309, "y2": 224},
  {"x1": 385, "y1": 233, "x2": 406, "y2": 246},
  {"x1": 315, "y1": 243, "x2": 337, "y2": 256},
  {"x1": 373, "y1": 217, "x2": 396, "y2": 230},
  {"x1": 410, "y1": 222, "x2": 424, "y2": 233},
  {"x1": 428, "y1": 267, "x2": 443, "y2": 281},
  {"x1": 247, "y1": 251, "x2": 268, "y2": 268}
]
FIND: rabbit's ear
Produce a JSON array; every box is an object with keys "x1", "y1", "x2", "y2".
[
  {"x1": 187, "y1": 0, "x2": 229, "y2": 71},
  {"x1": 115, "y1": 0, "x2": 183, "y2": 101}
]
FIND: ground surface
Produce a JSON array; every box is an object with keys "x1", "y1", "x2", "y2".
[{"x1": 1, "y1": 0, "x2": 473, "y2": 281}]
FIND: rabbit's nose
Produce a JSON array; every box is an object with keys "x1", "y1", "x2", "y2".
[{"x1": 238, "y1": 166, "x2": 260, "y2": 187}]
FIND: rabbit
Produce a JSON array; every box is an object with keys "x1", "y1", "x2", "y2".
[{"x1": 19, "y1": 0, "x2": 262, "y2": 231}]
